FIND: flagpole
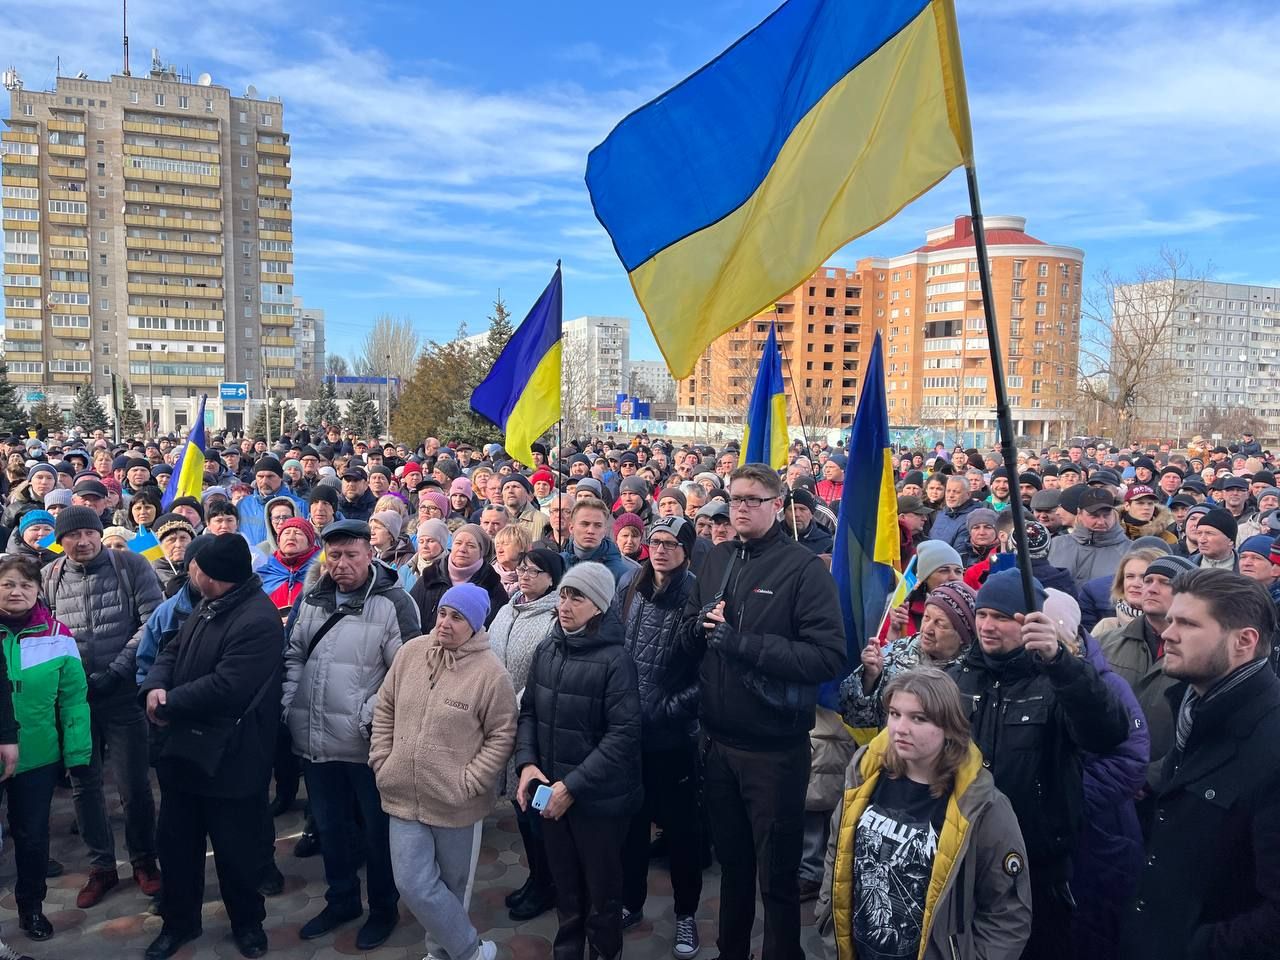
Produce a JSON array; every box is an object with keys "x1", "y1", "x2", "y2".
[{"x1": 965, "y1": 163, "x2": 1038, "y2": 612}]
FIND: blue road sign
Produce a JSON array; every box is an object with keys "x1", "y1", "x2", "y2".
[{"x1": 219, "y1": 382, "x2": 248, "y2": 401}]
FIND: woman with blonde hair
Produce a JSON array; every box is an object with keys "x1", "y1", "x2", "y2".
[
  {"x1": 818, "y1": 666, "x2": 1031, "y2": 960},
  {"x1": 1092, "y1": 546, "x2": 1165, "y2": 639},
  {"x1": 491, "y1": 525, "x2": 531, "y2": 597}
]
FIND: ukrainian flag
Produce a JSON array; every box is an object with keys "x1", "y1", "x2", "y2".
[
  {"x1": 162, "y1": 395, "x2": 207, "y2": 509},
  {"x1": 586, "y1": 0, "x2": 973, "y2": 378},
  {"x1": 37, "y1": 531, "x2": 63, "y2": 555},
  {"x1": 830, "y1": 333, "x2": 899, "y2": 740},
  {"x1": 741, "y1": 321, "x2": 788, "y2": 469},
  {"x1": 129, "y1": 525, "x2": 163, "y2": 563},
  {"x1": 471, "y1": 266, "x2": 563, "y2": 467}
]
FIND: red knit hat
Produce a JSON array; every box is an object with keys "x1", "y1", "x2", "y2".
[
  {"x1": 613, "y1": 512, "x2": 644, "y2": 537},
  {"x1": 279, "y1": 517, "x2": 316, "y2": 550}
]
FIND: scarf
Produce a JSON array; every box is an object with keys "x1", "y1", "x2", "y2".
[
  {"x1": 448, "y1": 552, "x2": 484, "y2": 585},
  {"x1": 1175, "y1": 656, "x2": 1269, "y2": 751},
  {"x1": 494, "y1": 561, "x2": 519, "y2": 596},
  {"x1": 1114, "y1": 599, "x2": 1142, "y2": 622},
  {"x1": 423, "y1": 636, "x2": 459, "y2": 685}
]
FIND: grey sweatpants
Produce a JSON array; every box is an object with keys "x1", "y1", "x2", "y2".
[{"x1": 389, "y1": 816, "x2": 484, "y2": 960}]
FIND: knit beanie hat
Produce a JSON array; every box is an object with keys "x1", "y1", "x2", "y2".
[
  {"x1": 154, "y1": 513, "x2": 197, "y2": 543},
  {"x1": 925, "y1": 581, "x2": 977, "y2": 641},
  {"x1": 434, "y1": 457, "x2": 461, "y2": 481},
  {"x1": 102, "y1": 525, "x2": 135, "y2": 543},
  {"x1": 649, "y1": 514, "x2": 696, "y2": 555},
  {"x1": 975, "y1": 568, "x2": 1046, "y2": 618},
  {"x1": 525, "y1": 547, "x2": 565, "y2": 585},
  {"x1": 438, "y1": 582, "x2": 491, "y2": 633},
  {"x1": 1238, "y1": 534, "x2": 1274, "y2": 559},
  {"x1": 966, "y1": 507, "x2": 998, "y2": 531},
  {"x1": 191, "y1": 533, "x2": 253, "y2": 585},
  {"x1": 417, "y1": 518, "x2": 451, "y2": 551},
  {"x1": 915, "y1": 540, "x2": 963, "y2": 583},
  {"x1": 254, "y1": 456, "x2": 283, "y2": 477},
  {"x1": 421, "y1": 491, "x2": 449, "y2": 517},
  {"x1": 560, "y1": 561, "x2": 616, "y2": 615},
  {"x1": 613, "y1": 512, "x2": 645, "y2": 538},
  {"x1": 19, "y1": 509, "x2": 55, "y2": 534},
  {"x1": 657, "y1": 487, "x2": 687, "y2": 510},
  {"x1": 530, "y1": 467, "x2": 555, "y2": 487},
  {"x1": 43, "y1": 489, "x2": 73, "y2": 509},
  {"x1": 370, "y1": 510, "x2": 403, "y2": 540},
  {"x1": 1020, "y1": 520, "x2": 1052, "y2": 560},
  {"x1": 449, "y1": 477, "x2": 473, "y2": 499},
  {"x1": 1197, "y1": 508, "x2": 1238, "y2": 542},
  {"x1": 903, "y1": 470, "x2": 925, "y2": 488},
  {"x1": 54, "y1": 505, "x2": 104, "y2": 543},
  {"x1": 26, "y1": 463, "x2": 57, "y2": 483},
  {"x1": 1043, "y1": 588, "x2": 1082, "y2": 643},
  {"x1": 620, "y1": 475, "x2": 649, "y2": 497},
  {"x1": 278, "y1": 517, "x2": 317, "y2": 551},
  {"x1": 574, "y1": 477, "x2": 604, "y2": 499}
]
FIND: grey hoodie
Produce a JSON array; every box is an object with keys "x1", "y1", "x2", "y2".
[{"x1": 1047, "y1": 520, "x2": 1132, "y2": 588}]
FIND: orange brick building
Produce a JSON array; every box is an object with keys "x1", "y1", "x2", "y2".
[{"x1": 677, "y1": 215, "x2": 1083, "y2": 445}]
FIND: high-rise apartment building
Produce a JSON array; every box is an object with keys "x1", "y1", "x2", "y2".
[
  {"x1": 563, "y1": 315, "x2": 629, "y2": 411},
  {"x1": 626, "y1": 359, "x2": 676, "y2": 403},
  {"x1": 1, "y1": 56, "x2": 293, "y2": 413},
  {"x1": 291, "y1": 296, "x2": 325, "y2": 386},
  {"x1": 1116, "y1": 279, "x2": 1280, "y2": 441},
  {"x1": 679, "y1": 216, "x2": 1083, "y2": 445}
]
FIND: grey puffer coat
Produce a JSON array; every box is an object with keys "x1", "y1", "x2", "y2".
[
  {"x1": 486, "y1": 588, "x2": 559, "y2": 800},
  {"x1": 282, "y1": 560, "x2": 420, "y2": 763},
  {"x1": 42, "y1": 546, "x2": 164, "y2": 682},
  {"x1": 1047, "y1": 521, "x2": 1132, "y2": 588}
]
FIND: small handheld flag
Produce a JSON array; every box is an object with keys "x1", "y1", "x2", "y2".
[
  {"x1": 37, "y1": 531, "x2": 63, "y2": 556},
  {"x1": 741, "y1": 321, "x2": 788, "y2": 470},
  {"x1": 470, "y1": 266, "x2": 563, "y2": 467},
  {"x1": 162, "y1": 395, "x2": 207, "y2": 509},
  {"x1": 129, "y1": 525, "x2": 163, "y2": 563}
]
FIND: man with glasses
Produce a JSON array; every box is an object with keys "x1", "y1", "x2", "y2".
[
  {"x1": 616, "y1": 516, "x2": 704, "y2": 958},
  {"x1": 680, "y1": 464, "x2": 845, "y2": 960},
  {"x1": 1048, "y1": 487, "x2": 1132, "y2": 589}
]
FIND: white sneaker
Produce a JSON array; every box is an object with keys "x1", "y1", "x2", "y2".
[
  {"x1": 673, "y1": 914, "x2": 700, "y2": 958},
  {"x1": 465, "y1": 942, "x2": 497, "y2": 960},
  {"x1": 0, "y1": 937, "x2": 33, "y2": 960}
]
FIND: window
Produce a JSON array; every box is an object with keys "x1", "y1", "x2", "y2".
[
  {"x1": 99, "y1": 297, "x2": 109, "y2": 310},
  {"x1": 240, "y1": 155, "x2": 249, "y2": 167},
  {"x1": 155, "y1": 93, "x2": 165, "y2": 106},
  {"x1": 21, "y1": 104, "x2": 33, "y2": 117},
  {"x1": 204, "y1": 98, "x2": 214, "y2": 113},
  {"x1": 1035, "y1": 302, "x2": 1047, "y2": 316},
  {"x1": 129, "y1": 91, "x2": 139, "y2": 104},
  {"x1": 97, "y1": 185, "x2": 106, "y2": 198},
  {"x1": 1036, "y1": 282, "x2": 1047, "y2": 296},
  {"x1": 238, "y1": 111, "x2": 247, "y2": 123},
  {"x1": 1037, "y1": 262, "x2": 1048, "y2": 277},
  {"x1": 96, "y1": 140, "x2": 104, "y2": 154},
  {"x1": 98, "y1": 230, "x2": 108, "y2": 243},
  {"x1": 178, "y1": 95, "x2": 189, "y2": 109},
  {"x1": 241, "y1": 198, "x2": 250, "y2": 210},
  {"x1": 96, "y1": 162, "x2": 105, "y2": 174},
  {"x1": 260, "y1": 114, "x2": 273, "y2": 126}
]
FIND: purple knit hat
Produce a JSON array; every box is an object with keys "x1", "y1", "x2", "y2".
[{"x1": 925, "y1": 581, "x2": 978, "y2": 642}]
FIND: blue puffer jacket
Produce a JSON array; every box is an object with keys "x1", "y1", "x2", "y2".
[
  {"x1": 1078, "y1": 575, "x2": 1114, "y2": 632},
  {"x1": 1073, "y1": 630, "x2": 1150, "y2": 960},
  {"x1": 562, "y1": 537, "x2": 640, "y2": 593},
  {"x1": 614, "y1": 565, "x2": 700, "y2": 751},
  {"x1": 135, "y1": 582, "x2": 198, "y2": 685}
]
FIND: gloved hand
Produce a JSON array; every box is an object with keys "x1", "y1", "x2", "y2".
[
  {"x1": 67, "y1": 765, "x2": 91, "y2": 779},
  {"x1": 87, "y1": 671, "x2": 121, "y2": 699},
  {"x1": 706, "y1": 620, "x2": 737, "y2": 652}
]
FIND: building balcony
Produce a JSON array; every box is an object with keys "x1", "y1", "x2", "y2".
[
  {"x1": 124, "y1": 190, "x2": 221, "y2": 211},
  {"x1": 2, "y1": 217, "x2": 39, "y2": 231},
  {"x1": 48, "y1": 234, "x2": 87, "y2": 248},
  {"x1": 126, "y1": 236, "x2": 222, "y2": 255},
  {"x1": 49, "y1": 281, "x2": 89, "y2": 294},
  {"x1": 46, "y1": 143, "x2": 86, "y2": 159},
  {"x1": 256, "y1": 164, "x2": 291, "y2": 181},
  {"x1": 4, "y1": 262, "x2": 39, "y2": 275},
  {"x1": 126, "y1": 282, "x2": 224, "y2": 299},
  {"x1": 255, "y1": 142, "x2": 290, "y2": 158},
  {"x1": 261, "y1": 313, "x2": 293, "y2": 327},
  {"x1": 47, "y1": 212, "x2": 88, "y2": 226},
  {"x1": 3, "y1": 196, "x2": 36, "y2": 211},
  {"x1": 259, "y1": 208, "x2": 292, "y2": 223},
  {"x1": 50, "y1": 324, "x2": 90, "y2": 339},
  {"x1": 122, "y1": 121, "x2": 220, "y2": 143},
  {"x1": 259, "y1": 229, "x2": 291, "y2": 242},
  {"x1": 51, "y1": 347, "x2": 91, "y2": 361},
  {"x1": 260, "y1": 272, "x2": 293, "y2": 284},
  {"x1": 1, "y1": 131, "x2": 38, "y2": 144},
  {"x1": 123, "y1": 213, "x2": 222, "y2": 233},
  {"x1": 51, "y1": 371, "x2": 91, "y2": 384},
  {"x1": 7, "y1": 369, "x2": 43, "y2": 383},
  {"x1": 132, "y1": 305, "x2": 224, "y2": 321},
  {"x1": 264, "y1": 356, "x2": 293, "y2": 369},
  {"x1": 262, "y1": 335, "x2": 295, "y2": 347},
  {"x1": 257, "y1": 185, "x2": 291, "y2": 200},
  {"x1": 2, "y1": 175, "x2": 38, "y2": 188},
  {"x1": 46, "y1": 119, "x2": 85, "y2": 134},
  {"x1": 262, "y1": 376, "x2": 295, "y2": 390},
  {"x1": 127, "y1": 259, "x2": 223, "y2": 278},
  {"x1": 124, "y1": 327, "x2": 223, "y2": 343},
  {"x1": 259, "y1": 250, "x2": 292, "y2": 264},
  {"x1": 123, "y1": 142, "x2": 221, "y2": 165},
  {"x1": 4, "y1": 328, "x2": 41, "y2": 341},
  {"x1": 47, "y1": 165, "x2": 87, "y2": 180},
  {"x1": 126, "y1": 167, "x2": 219, "y2": 188}
]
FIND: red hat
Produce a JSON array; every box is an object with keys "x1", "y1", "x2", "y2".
[
  {"x1": 1124, "y1": 484, "x2": 1158, "y2": 503},
  {"x1": 530, "y1": 468, "x2": 555, "y2": 486},
  {"x1": 279, "y1": 517, "x2": 317, "y2": 551}
]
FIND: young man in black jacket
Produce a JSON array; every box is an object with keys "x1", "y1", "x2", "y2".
[
  {"x1": 950, "y1": 568, "x2": 1130, "y2": 960},
  {"x1": 680, "y1": 464, "x2": 845, "y2": 960},
  {"x1": 141, "y1": 534, "x2": 283, "y2": 960},
  {"x1": 1121, "y1": 568, "x2": 1280, "y2": 959}
]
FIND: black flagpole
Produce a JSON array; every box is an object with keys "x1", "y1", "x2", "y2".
[{"x1": 966, "y1": 164, "x2": 1038, "y2": 612}]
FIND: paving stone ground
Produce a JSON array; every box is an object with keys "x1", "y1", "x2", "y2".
[{"x1": 0, "y1": 780, "x2": 831, "y2": 959}]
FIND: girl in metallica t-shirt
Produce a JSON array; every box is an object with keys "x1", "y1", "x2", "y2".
[{"x1": 818, "y1": 667, "x2": 1032, "y2": 960}]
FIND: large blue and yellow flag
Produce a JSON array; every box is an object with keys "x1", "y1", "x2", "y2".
[
  {"x1": 586, "y1": 0, "x2": 973, "y2": 378},
  {"x1": 162, "y1": 395, "x2": 206, "y2": 509},
  {"x1": 741, "y1": 321, "x2": 788, "y2": 469},
  {"x1": 830, "y1": 333, "x2": 899, "y2": 738},
  {"x1": 470, "y1": 266, "x2": 563, "y2": 467}
]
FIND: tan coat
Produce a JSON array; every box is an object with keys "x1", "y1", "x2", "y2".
[
  {"x1": 369, "y1": 628, "x2": 517, "y2": 828},
  {"x1": 806, "y1": 706, "x2": 856, "y2": 812}
]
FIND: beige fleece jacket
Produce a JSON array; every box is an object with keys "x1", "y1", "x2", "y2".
[{"x1": 369, "y1": 628, "x2": 517, "y2": 828}]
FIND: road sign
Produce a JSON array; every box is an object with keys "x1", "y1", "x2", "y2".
[
  {"x1": 24, "y1": 391, "x2": 44, "y2": 403},
  {"x1": 219, "y1": 382, "x2": 248, "y2": 401}
]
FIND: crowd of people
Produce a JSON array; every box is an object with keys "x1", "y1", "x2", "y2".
[{"x1": 0, "y1": 425, "x2": 1272, "y2": 960}]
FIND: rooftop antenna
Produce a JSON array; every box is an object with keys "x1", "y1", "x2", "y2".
[{"x1": 122, "y1": 0, "x2": 130, "y2": 76}]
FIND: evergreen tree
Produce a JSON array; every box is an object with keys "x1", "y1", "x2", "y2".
[
  {"x1": 250, "y1": 397, "x2": 298, "y2": 440},
  {"x1": 28, "y1": 398, "x2": 64, "y2": 433},
  {"x1": 305, "y1": 379, "x2": 342, "y2": 431},
  {"x1": 482, "y1": 294, "x2": 515, "y2": 369},
  {"x1": 0, "y1": 361, "x2": 27, "y2": 434},
  {"x1": 391, "y1": 324, "x2": 502, "y2": 448},
  {"x1": 70, "y1": 386, "x2": 110, "y2": 432},
  {"x1": 118, "y1": 381, "x2": 145, "y2": 436},
  {"x1": 344, "y1": 386, "x2": 382, "y2": 439}
]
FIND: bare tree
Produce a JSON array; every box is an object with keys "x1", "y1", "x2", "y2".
[
  {"x1": 1077, "y1": 248, "x2": 1209, "y2": 447},
  {"x1": 356, "y1": 314, "x2": 423, "y2": 387},
  {"x1": 560, "y1": 337, "x2": 596, "y2": 442},
  {"x1": 326, "y1": 354, "x2": 349, "y2": 378},
  {"x1": 1196, "y1": 405, "x2": 1266, "y2": 444}
]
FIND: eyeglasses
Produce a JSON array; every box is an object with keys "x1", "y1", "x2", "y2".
[
  {"x1": 647, "y1": 538, "x2": 682, "y2": 552},
  {"x1": 515, "y1": 565, "x2": 546, "y2": 577},
  {"x1": 729, "y1": 495, "x2": 775, "y2": 509}
]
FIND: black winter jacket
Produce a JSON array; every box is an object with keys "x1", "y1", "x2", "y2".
[
  {"x1": 514, "y1": 610, "x2": 642, "y2": 818},
  {"x1": 338, "y1": 489, "x2": 377, "y2": 522},
  {"x1": 141, "y1": 576, "x2": 283, "y2": 798},
  {"x1": 1121, "y1": 665, "x2": 1280, "y2": 960},
  {"x1": 410, "y1": 556, "x2": 508, "y2": 632},
  {"x1": 680, "y1": 523, "x2": 846, "y2": 751},
  {"x1": 615, "y1": 564, "x2": 701, "y2": 751},
  {"x1": 949, "y1": 642, "x2": 1130, "y2": 881},
  {"x1": 792, "y1": 521, "x2": 833, "y2": 555}
]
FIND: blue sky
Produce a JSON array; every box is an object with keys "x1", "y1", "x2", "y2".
[{"x1": 4, "y1": 0, "x2": 1278, "y2": 363}]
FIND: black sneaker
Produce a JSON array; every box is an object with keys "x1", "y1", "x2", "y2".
[
  {"x1": 355, "y1": 911, "x2": 398, "y2": 950},
  {"x1": 293, "y1": 832, "x2": 321, "y2": 858},
  {"x1": 44, "y1": 859, "x2": 64, "y2": 879},
  {"x1": 299, "y1": 903, "x2": 362, "y2": 940},
  {"x1": 505, "y1": 876, "x2": 534, "y2": 909},
  {"x1": 509, "y1": 887, "x2": 555, "y2": 922},
  {"x1": 621, "y1": 907, "x2": 644, "y2": 931},
  {"x1": 233, "y1": 925, "x2": 268, "y2": 959}
]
